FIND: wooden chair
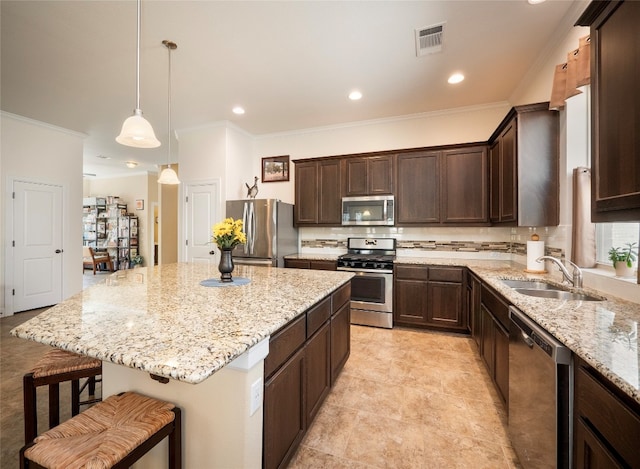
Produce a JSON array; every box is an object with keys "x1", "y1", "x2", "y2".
[
  {"x1": 20, "y1": 392, "x2": 182, "y2": 469},
  {"x1": 82, "y1": 246, "x2": 113, "y2": 275},
  {"x1": 23, "y1": 348, "x2": 102, "y2": 444}
]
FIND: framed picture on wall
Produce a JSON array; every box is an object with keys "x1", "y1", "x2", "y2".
[
  {"x1": 262, "y1": 155, "x2": 290, "y2": 183},
  {"x1": 135, "y1": 199, "x2": 144, "y2": 210}
]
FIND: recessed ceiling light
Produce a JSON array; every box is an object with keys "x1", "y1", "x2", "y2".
[
  {"x1": 527, "y1": 0, "x2": 546, "y2": 4},
  {"x1": 232, "y1": 106, "x2": 245, "y2": 115},
  {"x1": 125, "y1": 161, "x2": 138, "y2": 168},
  {"x1": 447, "y1": 73, "x2": 465, "y2": 84},
  {"x1": 349, "y1": 90, "x2": 362, "y2": 101}
]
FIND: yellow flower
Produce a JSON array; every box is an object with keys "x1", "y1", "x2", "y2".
[{"x1": 212, "y1": 218, "x2": 246, "y2": 249}]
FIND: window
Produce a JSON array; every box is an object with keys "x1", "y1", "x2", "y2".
[{"x1": 596, "y1": 223, "x2": 640, "y2": 265}]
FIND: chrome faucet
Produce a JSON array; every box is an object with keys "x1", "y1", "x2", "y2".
[{"x1": 536, "y1": 256, "x2": 583, "y2": 288}]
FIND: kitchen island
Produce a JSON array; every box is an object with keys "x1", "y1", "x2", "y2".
[{"x1": 11, "y1": 263, "x2": 354, "y2": 468}]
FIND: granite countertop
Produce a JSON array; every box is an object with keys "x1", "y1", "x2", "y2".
[
  {"x1": 396, "y1": 257, "x2": 640, "y2": 405},
  {"x1": 11, "y1": 263, "x2": 353, "y2": 384}
]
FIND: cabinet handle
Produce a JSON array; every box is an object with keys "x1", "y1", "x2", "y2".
[{"x1": 55, "y1": 249, "x2": 63, "y2": 254}]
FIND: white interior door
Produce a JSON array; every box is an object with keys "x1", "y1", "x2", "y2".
[
  {"x1": 185, "y1": 181, "x2": 220, "y2": 264},
  {"x1": 12, "y1": 180, "x2": 63, "y2": 312}
]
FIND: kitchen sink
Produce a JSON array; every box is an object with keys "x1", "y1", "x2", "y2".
[
  {"x1": 513, "y1": 288, "x2": 603, "y2": 302},
  {"x1": 501, "y1": 279, "x2": 605, "y2": 301}
]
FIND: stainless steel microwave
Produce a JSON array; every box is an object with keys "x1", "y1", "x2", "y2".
[{"x1": 341, "y1": 195, "x2": 394, "y2": 226}]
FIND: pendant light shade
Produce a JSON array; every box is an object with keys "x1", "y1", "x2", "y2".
[
  {"x1": 116, "y1": 0, "x2": 160, "y2": 148},
  {"x1": 158, "y1": 165, "x2": 180, "y2": 184},
  {"x1": 158, "y1": 39, "x2": 180, "y2": 184}
]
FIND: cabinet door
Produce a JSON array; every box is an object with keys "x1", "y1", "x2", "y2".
[
  {"x1": 305, "y1": 321, "x2": 331, "y2": 424},
  {"x1": 318, "y1": 159, "x2": 342, "y2": 224},
  {"x1": 396, "y1": 152, "x2": 440, "y2": 224},
  {"x1": 494, "y1": 320, "x2": 509, "y2": 404},
  {"x1": 590, "y1": 0, "x2": 640, "y2": 221},
  {"x1": 480, "y1": 305, "x2": 495, "y2": 376},
  {"x1": 294, "y1": 162, "x2": 318, "y2": 225},
  {"x1": 426, "y1": 282, "x2": 465, "y2": 330},
  {"x1": 330, "y1": 301, "x2": 350, "y2": 384},
  {"x1": 441, "y1": 147, "x2": 488, "y2": 224},
  {"x1": 344, "y1": 158, "x2": 368, "y2": 196},
  {"x1": 368, "y1": 155, "x2": 394, "y2": 194},
  {"x1": 500, "y1": 120, "x2": 517, "y2": 223},
  {"x1": 471, "y1": 275, "x2": 482, "y2": 349},
  {"x1": 394, "y1": 278, "x2": 429, "y2": 325},
  {"x1": 574, "y1": 417, "x2": 624, "y2": 469},
  {"x1": 489, "y1": 142, "x2": 500, "y2": 223},
  {"x1": 264, "y1": 348, "x2": 306, "y2": 469}
]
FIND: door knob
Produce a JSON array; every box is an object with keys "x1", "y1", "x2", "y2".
[
  {"x1": 55, "y1": 249, "x2": 63, "y2": 254},
  {"x1": 209, "y1": 250, "x2": 215, "y2": 255}
]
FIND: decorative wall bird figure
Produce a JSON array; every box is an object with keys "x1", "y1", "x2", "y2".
[{"x1": 246, "y1": 176, "x2": 259, "y2": 199}]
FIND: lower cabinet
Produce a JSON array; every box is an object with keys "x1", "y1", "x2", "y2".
[
  {"x1": 284, "y1": 259, "x2": 338, "y2": 271},
  {"x1": 263, "y1": 282, "x2": 350, "y2": 469},
  {"x1": 479, "y1": 284, "x2": 509, "y2": 405},
  {"x1": 574, "y1": 357, "x2": 640, "y2": 468},
  {"x1": 394, "y1": 264, "x2": 466, "y2": 332}
]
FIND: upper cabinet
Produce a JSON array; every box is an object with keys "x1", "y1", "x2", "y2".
[
  {"x1": 396, "y1": 145, "x2": 488, "y2": 226},
  {"x1": 344, "y1": 155, "x2": 394, "y2": 196},
  {"x1": 488, "y1": 103, "x2": 559, "y2": 227},
  {"x1": 577, "y1": 0, "x2": 640, "y2": 221},
  {"x1": 293, "y1": 158, "x2": 342, "y2": 226}
]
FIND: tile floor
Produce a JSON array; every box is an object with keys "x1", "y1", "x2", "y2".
[
  {"x1": 289, "y1": 326, "x2": 521, "y2": 469},
  {"x1": 1, "y1": 271, "x2": 520, "y2": 468}
]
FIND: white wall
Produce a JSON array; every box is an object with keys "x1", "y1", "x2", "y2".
[{"x1": 1, "y1": 112, "x2": 85, "y2": 315}]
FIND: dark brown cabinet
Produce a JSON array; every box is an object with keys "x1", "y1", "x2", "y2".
[
  {"x1": 263, "y1": 283, "x2": 350, "y2": 469},
  {"x1": 467, "y1": 272, "x2": 482, "y2": 347},
  {"x1": 344, "y1": 155, "x2": 394, "y2": 196},
  {"x1": 573, "y1": 356, "x2": 640, "y2": 468},
  {"x1": 577, "y1": 1, "x2": 640, "y2": 221},
  {"x1": 479, "y1": 284, "x2": 509, "y2": 405},
  {"x1": 488, "y1": 103, "x2": 559, "y2": 226},
  {"x1": 394, "y1": 264, "x2": 466, "y2": 332},
  {"x1": 293, "y1": 158, "x2": 342, "y2": 226},
  {"x1": 284, "y1": 259, "x2": 337, "y2": 271},
  {"x1": 396, "y1": 145, "x2": 488, "y2": 226}
]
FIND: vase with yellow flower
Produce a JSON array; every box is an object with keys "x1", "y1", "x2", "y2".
[{"x1": 212, "y1": 218, "x2": 247, "y2": 282}]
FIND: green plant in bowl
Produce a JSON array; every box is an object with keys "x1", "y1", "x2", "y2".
[{"x1": 608, "y1": 242, "x2": 637, "y2": 268}]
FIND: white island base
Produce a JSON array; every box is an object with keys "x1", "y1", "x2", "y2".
[{"x1": 102, "y1": 338, "x2": 269, "y2": 469}]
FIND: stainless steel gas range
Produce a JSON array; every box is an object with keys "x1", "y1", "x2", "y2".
[{"x1": 337, "y1": 237, "x2": 395, "y2": 329}]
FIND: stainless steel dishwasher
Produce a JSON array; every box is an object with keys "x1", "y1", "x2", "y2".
[{"x1": 508, "y1": 306, "x2": 572, "y2": 469}]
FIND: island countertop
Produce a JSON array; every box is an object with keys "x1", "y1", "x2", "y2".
[{"x1": 11, "y1": 263, "x2": 354, "y2": 384}]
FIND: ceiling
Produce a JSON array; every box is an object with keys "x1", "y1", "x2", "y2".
[{"x1": 1, "y1": 0, "x2": 586, "y2": 178}]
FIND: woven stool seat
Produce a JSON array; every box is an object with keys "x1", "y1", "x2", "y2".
[
  {"x1": 30, "y1": 349, "x2": 101, "y2": 378},
  {"x1": 21, "y1": 392, "x2": 181, "y2": 469},
  {"x1": 23, "y1": 349, "x2": 103, "y2": 444}
]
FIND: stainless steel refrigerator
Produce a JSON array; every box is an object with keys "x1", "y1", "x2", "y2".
[{"x1": 225, "y1": 199, "x2": 298, "y2": 267}]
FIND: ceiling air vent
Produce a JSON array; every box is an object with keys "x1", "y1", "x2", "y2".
[{"x1": 415, "y1": 22, "x2": 445, "y2": 57}]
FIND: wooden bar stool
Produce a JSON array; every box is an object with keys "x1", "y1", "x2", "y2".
[
  {"x1": 20, "y1": 392, "x2": 182, "y2": 469},
  {"x1": 23, "y1": 349, "x2": 102, "y2": 444}
]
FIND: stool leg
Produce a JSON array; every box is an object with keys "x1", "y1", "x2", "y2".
[
  {"x1": 23, "y1": 374, "x2": 37, "y2": 444},
  {"x1": 169, "y1": 407, "x2": 182, "y2": 469},
  {"x1": 71, "y1": 379, "x2": 80, "y2": 416},
  {"x1": 88, "y1": 376, "x2": 96, "y2": 399},
  {"x1": 48, "y1": 383, "x2": 60, "y2": 429}
]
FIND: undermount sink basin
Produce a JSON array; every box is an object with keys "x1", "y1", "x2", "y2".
[
  {"x1": 500, "y1": 279, "x2": 605, "y2": 302},
  {"x1": 513, "y1": 288, "x2": 604, "y2": 302}
]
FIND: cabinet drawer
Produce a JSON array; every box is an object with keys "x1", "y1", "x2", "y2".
[
  {"x1": 285, "y1": 259, "x2": 310, "y2": 269},
  {"x1": 575, "y1": 364, "x2": 640, "y2": 468},
  {"x1": 331, "y1": 282, "x2": 351, "y2": 313},
  {"x1": 265, "y1": 315, "x2": 306, "y2": 378},
  {"x1": 428, "y1": 267, "x2": 463, "y2": 283},
  {"x1": 481, "y1": 284, "x2": 509, "y2": 330},
  {"x1": 395, "y1": 265, "x2": 429, "y2": 281},
  {"x1": 306, "y1": 297, "x2": 331, "y2": 338},
  {"x1": 309, "y1": 260, "x2": 337, "y2": 271}
]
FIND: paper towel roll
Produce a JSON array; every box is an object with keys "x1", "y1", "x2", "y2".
[{"x1": 526, "y1": 241, "x2": 546, "y2": 272}]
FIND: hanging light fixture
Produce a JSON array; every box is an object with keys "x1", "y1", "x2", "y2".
[
  {"x1": 116, "y1": 0, "x2": 160, "y2": 148},
  {"x1": 158, "y1": 39, "x2": 180, "y2": 185}
]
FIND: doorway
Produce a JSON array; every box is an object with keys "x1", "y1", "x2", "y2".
[{"x1": 184, "y1": 180, "x2": 221, "y2": 265}]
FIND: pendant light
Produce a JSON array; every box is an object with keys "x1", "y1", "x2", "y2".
[
  {"x1": 157, "y1": 40, "x2": 180, "y2": 185},
  {"x1": 116, "y1": 0, "x2": 160, "y2": 148}
]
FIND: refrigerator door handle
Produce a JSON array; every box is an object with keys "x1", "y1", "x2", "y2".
[
  {"x1": 242, "y1": 202, "x2": 249, "y2": 255},
  {"x1": 249, "y1": 202, "x2": 256, "y2": 254}
]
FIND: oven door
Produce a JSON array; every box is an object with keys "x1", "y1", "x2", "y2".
[{"x1": 345, "y1": 270, "x2": 393, "y2": 313}]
